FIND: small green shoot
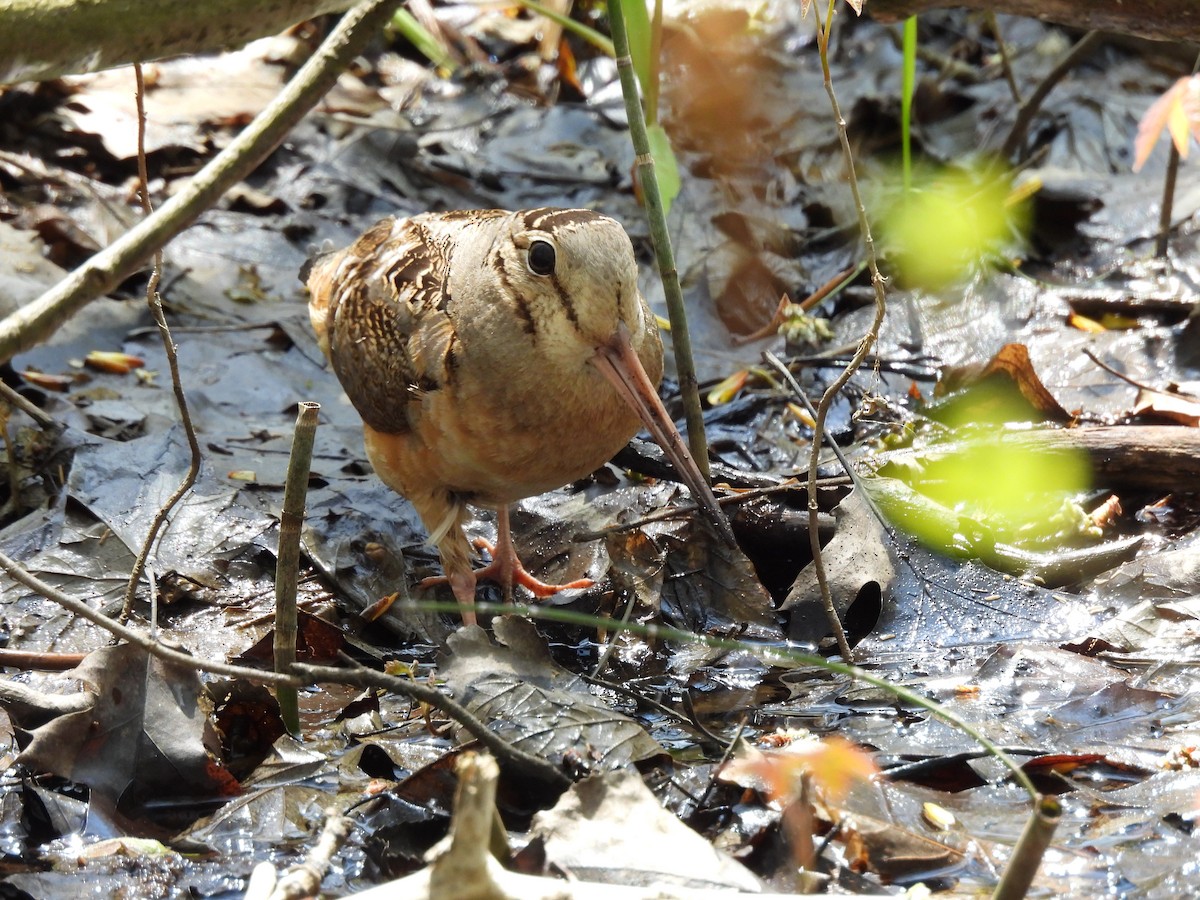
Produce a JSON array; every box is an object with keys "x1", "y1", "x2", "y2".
[{"x1": 389, "y1": 8, "x2": 455, "y2": 73}]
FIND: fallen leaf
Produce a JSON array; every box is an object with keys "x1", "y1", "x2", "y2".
[{"x1": 1133, "y1": 73, "x2": 1200, "y2": 172}]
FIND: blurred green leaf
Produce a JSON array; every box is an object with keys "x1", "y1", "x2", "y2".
[
  {"x1": 390, "y1": 9, "x2": 454, "y2": 72},
  {"x1": 646, "y1": 123, "x2": 680, "y2": 217},
  {"x1": 623, "y1": 0, "x2": 653, "y2": 101},
  {"x1": 880, "y1": 164, "x2": 1028, "y2": 289}
]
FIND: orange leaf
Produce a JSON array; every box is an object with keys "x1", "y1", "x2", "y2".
[
  {"x1": 1133, "y1": 75, "x2": 1200, "y2": 172},
  {"x1": 84, "y1": 350, "x2": 145, "y2": 374},
  {"x1": 723, "y1": 734, "x2": 878, "y2": 805}
]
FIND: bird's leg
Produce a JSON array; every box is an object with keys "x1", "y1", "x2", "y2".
[
  {"x1": 472, "y1": 506, "x2": 593, "y2": 603},
  {"x1": 418, "y1": 506, "x2": 592, "y2": 619},
  {"x1": 412, "y1": 498, "x2": 481, "y2": 625}
]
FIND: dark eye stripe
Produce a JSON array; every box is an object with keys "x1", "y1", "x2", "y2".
[
  {"x1": 492, "y1": 251, "x2": 536, "y2": 338},
  {"x1": 549, "y1": 272, "x2": 579, "y2": 328}
]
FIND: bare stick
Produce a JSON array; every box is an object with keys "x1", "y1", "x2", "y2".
[
  {"x1": 269, "y1": 811, "x2": 355, "y2": 900},
  {"x1": 992, "y1": 795, "x2": 1061, "y2": 900},
  {"x1": 275, "y1": 401, "x2": 320, "y2": 734},
  {"x1": 1154, "y1": 51, "x2": 1200, "y2": 258},
  {"x1": 0, "y1": 380, "x2": 58, "y2": 430},
  {"x1": 1001, "y1": 31, "x2": 1102, "y2": 161},
  {"x1": 987, "y1": 11, "x2": 1022, "y2": 105},
  {"x1": 121, "y1": 64, "x2": 203, "y2": 623},
  {"x1": 804, "y1": 0, "x2": 890, "y2": 663},
  {"x1": 0, "y1": 0, "x2": 405, "y2": 365}
]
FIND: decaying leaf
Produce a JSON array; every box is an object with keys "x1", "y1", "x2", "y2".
[
  {"x1": 784, "y1": 489, "x2": 895, "y2": 644},
  {"x1": 441, "y1": 618, "x2": 665, "y2": 772},
  {"x1": 722, "y1": 732, "x2": 879, "y2": 806},
  {"x1": 17, "y1": 644, "x2": 237, "y2": 810},
  {"x1": 933, "y1": 342, "x2": 1071, "y2": 423},
  {"x1": 527, "y1": 768, "x2": 761, "y2": 891}
]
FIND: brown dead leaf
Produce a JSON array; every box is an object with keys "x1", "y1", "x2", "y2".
[
  {"x1": 17, "y1": 644, "x2": 237, "y2": 809},
  {"x1": 84, "y1": 350, "x2": 145, "y2": 374},
  {"x1": 935, "y1": 342, "x2": 1070, "y2": 422},
  {"x1": 1132, "y1": 387, "x2": 1200, "y2": 426}
]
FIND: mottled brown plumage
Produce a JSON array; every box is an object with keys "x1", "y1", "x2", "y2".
[{"x1": 307, "y1": 207, "x2": 729, "y2": 624}]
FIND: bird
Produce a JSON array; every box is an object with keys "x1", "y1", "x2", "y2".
[{"x1": 305, "y1": 207, "x2": 733, "y2": 625}]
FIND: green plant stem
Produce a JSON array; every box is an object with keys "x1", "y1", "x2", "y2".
[
  {"x1": 390, "y1": 7, "x2": 455, "y2": 71},
  {"x1": 608, "y1": 0, "x2": 710, "y2": 480},
  {"x1": 901, "y1": 16, "x2": 917, "y2": 194},
  {"x1": 992, "y1": 795, "x2": 1061, "y2": 900},
  {"x1": 647, "y1": 0, "x2": 663, "y2": 125},
  {"x1": 0, "y1": 538, "x2": 1042, "y2": 800},
  {"x1": 392, "y1": 598, "x2": 1044, "y2": 799},
  {"x1": 514, "y1": 0, "x2": 614, "y2": 56},
  {"x1": 275, "y1": 401, "x2": 320, "y2": 735}
]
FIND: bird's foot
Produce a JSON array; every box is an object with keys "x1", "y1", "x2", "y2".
[
  {"x1": 419, "y1": 542, "x2": 593, "y2": 608},
  {"x1": 470, "y1": 537, "x2": 594, "y2": 600}
]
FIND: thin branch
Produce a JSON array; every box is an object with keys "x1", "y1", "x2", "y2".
[
  {"x1": 804, "y1": 0, "x2": 890, "y2": 663},
  {"x1": 1001, "y1": 30, "x2": 1102, "y2": 161},
  {"x1": 268, "y1": 811, "x2": 355, "y2": 900},
  {"x1": 1154, "y1": 50, "x2": 1200, "y2": 258},
  {"x1": 0, "y1": 537, "x2": 1042, "y2": 800},
  {"x1": 0, "y1": 549, "x2": 301, "y2": 686},
  {"x1": 121, "y1": 63, "x2": 203, "y2": 623},
  {"x1": 0, "y1": 380, "x2": 59, "y2": 430},
  {"x1": 0, "y1": 0, "x2": 405, "y2": 365},
  {"x1": 987, "y1": 11, "x2": 1022, "y2": 105}
]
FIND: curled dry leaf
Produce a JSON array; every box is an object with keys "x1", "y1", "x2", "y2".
[{"x1": 84, "y1": 350, "x2": 145, "y2": 374}]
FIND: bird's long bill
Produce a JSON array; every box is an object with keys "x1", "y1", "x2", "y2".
[{"x1": 592, "y1": 324, "x2": 736, "y2": 545}]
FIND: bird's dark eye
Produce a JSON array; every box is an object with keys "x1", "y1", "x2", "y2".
[{"x1": 527, "y1": 240, "x2": 556, "y2": 276}]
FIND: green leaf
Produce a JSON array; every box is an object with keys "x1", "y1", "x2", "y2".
[
  {"x1": 623, "y1": 0, "x2": 653, "y2": 100},
  {"x1": 646, "y1": 123, "x2": 680, "y2": 217},
  {"x1": 390, "y1": 8, "x2": 455, "y2": 72}
]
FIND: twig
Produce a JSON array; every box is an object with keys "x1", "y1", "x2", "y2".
[
  {"x1": 731, "y1": 264, "x2": 860, "y2": 346},
  {"x1": 608, "y1": 0, "x2": 711, "y2": 480},
  {"x1": 991, "y1": 794, "x2": 1061, "y2": 900},
  {"x1": 1001, "y1": 30, "x2": 1102, "y2": 161},
  {"x1": 1081, "y1": 347, "x2": 1164, "y2": 394},
  {"x1": 292, "y1": 659, "x2": 572, "y2": 789},
  {"x1": 121, "y1": 63, "x2": 203, "y2": 623},
  {"x1": 0, "y1": 549, "x2": 301, "y2": 686},
  {"x1": 268, "y1": 810, "x2": 355, "y2": 900},
  {"x1": 804, "y1": 0, "x2": 890, "y2": 663},
  {"x1": 987, "y1": 11, "x2": 1022, "y2": 105},
  {"x1": 0, "y1": 0, "x2": 405, "y2": 364},
  {"x1": 0, "y1": 535, "x2": 1044, "y2": 801},
  {"x1": 275, "y1": 402, "x2": 320, "y2": 734},
  {"x1": 0, "y1": 380, "x2": 58, "y2": 430}
]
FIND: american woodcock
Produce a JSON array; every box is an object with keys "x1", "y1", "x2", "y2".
[{"x1": 306, "y1": 207, "x2": 733, "y2": 625}]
